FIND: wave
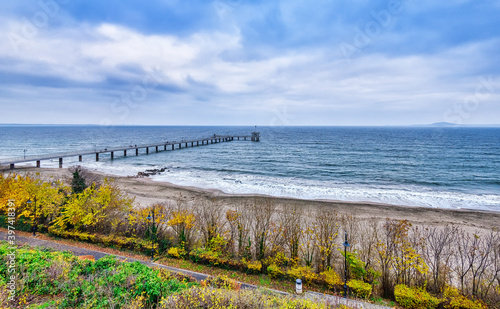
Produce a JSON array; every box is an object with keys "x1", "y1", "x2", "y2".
[{"x1": 150, "y1": 168, "x2": 500, "y2": 211}]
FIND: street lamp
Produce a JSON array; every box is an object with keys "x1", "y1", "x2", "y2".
[
  {"x1": 27, "y1": 197, "x2": 37, "y2": 236},
  {"x1": 147, "y1": 207, "x2": 155, "y2": 260},
  {"x1": 343, "y1": 231, "x2": 350, "y2": 298}
]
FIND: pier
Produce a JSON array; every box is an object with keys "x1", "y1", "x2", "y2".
[{"x1": 1, "y1": 132, "x2": 260, "y2": 170}]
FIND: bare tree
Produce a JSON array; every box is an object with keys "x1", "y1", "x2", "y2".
[
  {"x1": 249, "y1": 198, "x2": 275, "y2": 260},
  {"x1": 314, "y1": 207, "x2": 339, "y2": 272},
  {"x1": 358, "y1": 220, "x2": 381, "y2": 284},
  {"x1": 280, "y1": 202, "x2": 304, "y2": 262},
  {"x1": 454, "y1": 228, "x2": 472, "y2": 294},
  {"x1": 423, "y1": 225, "x2": 457, "y2": 293},
  {"x1": 469, "y1": 230, "x2": 498, "y2": 298},
  {"x1": 301, "y1": 219, "x2": 316, "y2": 267},
  {"x1": 194, "y1": 197, "x2": 226, "y2": 248},
  {"x1": 227, "y1": 202, "x2": 252, "y2": 259},
  {"x1": 340, "y1": 212, "x2": 360, "y2": 250}
]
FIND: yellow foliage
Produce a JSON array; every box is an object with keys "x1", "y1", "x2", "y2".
[
  {"x1": 246, "y1": 260, "x2": 262, "y2": 273},
  {"x1": 320, "y1": 268, "x2": 342, "y2": 290},
  {"x1": 394, "y1": 284, "x2": 440, "y2": 309},
  {"x1": 442, "y1": 287, "x2": 487, "y2": 309},
  {"x1": 267, "y1": 263, "x2": 284, "y2": 279},
  {"x1": 168, "y1": 247, "x2": 186, "y2": 259},
  {"x1": 54, "y1": 178, "x2": 134, "y2": 231},
  {"x1": 0, "y1": 173, "x2": 68, "y2": 220},
  {"x1": 168, "y1": 210, "x2": 195, "y2": 229},
  {"x1": 287, "y1": 266, "x2": 318, "y2": 284},
  {"x1": 347, "y1": 279, "x2": 372, "y2": 299}
]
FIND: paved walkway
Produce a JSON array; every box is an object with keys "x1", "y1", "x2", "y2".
[{"x1": 0, "y1": 231, "x2": 391, "y2": 308}]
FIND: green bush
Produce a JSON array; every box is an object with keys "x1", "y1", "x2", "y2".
[
  {"x1": 347, "y1": 279, "x2": 372, "y2": 299},
  {"x1": 0, "y1": 241, "x2": 197, "y2": 308},
  {"x1": 0, "y1": 215, "x2": 33, "y2": 232},
  {"x1": 394, "y1": 284, "x2": 441, "y2": 309}
]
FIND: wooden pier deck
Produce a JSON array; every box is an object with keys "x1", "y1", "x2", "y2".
[{"x1": 1, "y1": 132, "x2": 260, "y2": 169}]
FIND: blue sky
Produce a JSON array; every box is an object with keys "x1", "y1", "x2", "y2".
[{"x1": 0, "y1": 0, "x2": 499, "y2": 125}]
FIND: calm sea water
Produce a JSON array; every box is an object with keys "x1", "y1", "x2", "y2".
[{"x1": 0, "y1": 126, "x2": 499, "y2": 211}]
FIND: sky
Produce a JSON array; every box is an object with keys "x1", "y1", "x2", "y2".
[{"x1": 0, "y1": 0, "x2": 499, "y2": 126}]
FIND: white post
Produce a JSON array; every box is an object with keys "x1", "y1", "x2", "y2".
[{"x1": 296, "y1": 279, "x2": 302, "y2": 294}]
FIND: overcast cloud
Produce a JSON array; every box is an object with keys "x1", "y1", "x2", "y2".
[{"x1": 0, "y1": 0, "x2": 499, "y2": 125}]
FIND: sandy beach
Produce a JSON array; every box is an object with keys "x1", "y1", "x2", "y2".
[{"x1": 2, "y1": 166, "x2": 499, "y2": 233}]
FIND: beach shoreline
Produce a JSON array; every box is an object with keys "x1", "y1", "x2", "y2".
[{"x1": 2, "y1": 166, "x2": 499, "y2": 232}]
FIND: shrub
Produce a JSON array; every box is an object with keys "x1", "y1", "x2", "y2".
[
  {"x1": 189, "y1": 247, "x2": 222, "y2": 265},
  {"x1": 267, "y1": 263, "x2": 284, "y2": 279},
  {"x1": 246, "y1": 260, "x2": 262, "y2": 273},
  {"x1": 160, "y1": 286, "x2": 339, "y2": 309},
  {"x1": 202, "y1": 275, "x2": 241, "y2": 290},
  {"x1": 347, "y1": 279, "x2": 372, "y2": 299},
  {"x1": 442, "y1": 287, "x2": 487, "y2": 309},
  {"x1": 168, "y1": 247, "x2": 186, "y2": 259},
  {"x1": 47, "y1": 227, "x2": 151, "y2": 252},
  {"x1": 0, "y1": 241, "x2": 196, "y2": 308},
  {"x1": 394, "y1": 284, "x2": 441, "y2": 309},
  {"x1": 263, "y1": 251, "x2": 290, "y2": 268},
  {"x1": 321, "y1": 268, "x2": 342, "y2": 290},
  {"x1": 287, "y1": 266, "x2": 318, "y2": 284}
]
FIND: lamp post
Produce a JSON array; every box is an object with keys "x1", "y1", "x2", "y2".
[
  {"x1": 343, "y1": 231, "x2": 350, "y2": 298},
  {"x1": 27, "y1": 196, "x2": 37, "y2": 236},
  {"x1": 147, "y1": 206, "x2": 155, "y2": 260}
]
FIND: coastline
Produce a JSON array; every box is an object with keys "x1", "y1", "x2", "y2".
[{"x1": 3, "y1": 166, "x2": 500, "y2": 232}]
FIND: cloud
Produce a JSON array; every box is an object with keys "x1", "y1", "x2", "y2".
[{"x1": 0, "y1": 0, "x2": 499, "y2": 125}]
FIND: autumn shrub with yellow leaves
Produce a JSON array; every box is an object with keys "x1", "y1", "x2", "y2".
[
  {"x1": 286, "y1": 265, "x2": 319, "y2": 284},
  {"x1": 54, "y1": 178, "x2": 134, "y2": 233},
  {"x1": 347, "y1": 279, "x2": 372, "y2": 299},
  {"x1": 442, "y1": 287, "x2": 488, "y2": 309},
  {"x1": 0, "y1": 173, "x2": 68, "y2": 231},
  {"x1": 394, "y1": 284, "x2": 441, "y2": 309}
]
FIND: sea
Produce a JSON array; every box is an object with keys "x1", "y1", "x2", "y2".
[{"x1": 0, "y1": 125, "x2": 499, "y2": 211}]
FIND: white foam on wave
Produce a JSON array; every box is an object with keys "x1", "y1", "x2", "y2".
[
  {"x1": 151, "y1": 169, "x2": 500, "y2": 211},
  {"x1": 18, "y1": 159, "x2": 500, "y2": 211}
]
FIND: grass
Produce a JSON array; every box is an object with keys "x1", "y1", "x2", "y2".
[{"x1": 0, "y1": 241, "x2": 197, "y2": 308}]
